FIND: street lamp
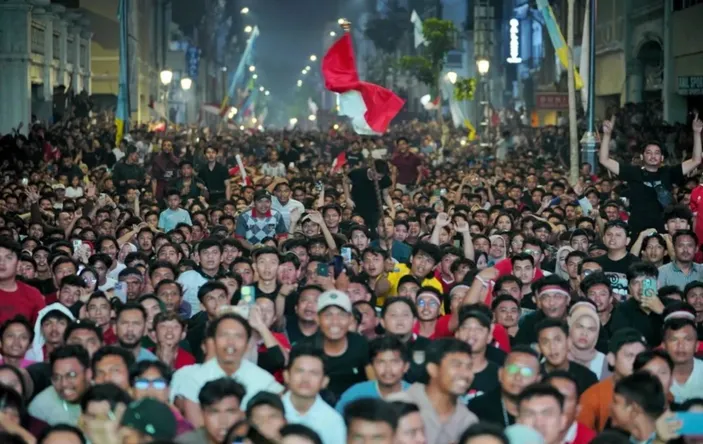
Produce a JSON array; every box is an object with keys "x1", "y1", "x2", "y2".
[
  {"x1": 289, "y1": 118, "x2": 298, "y2": 126},
  {"x1": 446, "y1": 71, "x2": 458, "y2": 84},
  {"x1": 264, "y1": 90, "x2": 270, "y2": 96},
  {"x1": 333, "y1": 124, "x2": 339, "y2": 130},
  {"x1": 476, "y1": 58, "x2": 490, "y2": 75},
  {"x1": 259, "y1": 86, "x2": 265, "y2": 92},
  {"x1": 253, "y1": 74, "x2": 258, "y2": 79},
  {"x1": 305, "y1": 65, "x2": 311, "y2": 71},
  {"x1": 329, "y1": 31, "x2": 336, "y2": 37},
  {"x1": 239, "y1": 125, "x2": 245, "y2": 131},
  {"x1": 244, "y1": 25, "x2": 253, "y2": 33},
  {"x1": 240, "y1": 7, "x2": 249, "y2": 14},
  {"x1": 159, "y1": 69, "x2": 173, "y2": 85},
  {"x1": 337, "y1": 18, "x2": 346, "y2": 25},
  {"x1": 297, "y1": 80, "x2": 303, "y2": 87},
  {"x1": 249, "y1": 66, "x2": 256, "y2": 72},
  {"x1": 227, "y1": 107, "x2": 238, "y2": 119},
  {"x1": 310, "y1": 55, "x2": 317, "y2": 62},
  {"x1": 308, "y1": 114, "x2": 316, "y2": 121},
  {"x1": 180, "y1": 77, "x2": 192, "y2": 91}
]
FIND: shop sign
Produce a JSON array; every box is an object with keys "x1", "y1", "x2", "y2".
[
  {"x1": 535, "y1": 92, "x2": 569, "y2": 110},
  {"x1": 679, "y1": 76, "x2": 703, "y2": 95}
]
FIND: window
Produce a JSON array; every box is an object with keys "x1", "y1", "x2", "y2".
[{"x1": 674, "y1": 0, "x2": 703, "y2": 11}]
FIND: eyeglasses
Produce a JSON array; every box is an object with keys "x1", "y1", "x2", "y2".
[
  {"x1": 417, "y1": 299, "x2": 440, "y2": 309},
  {"x1": 133, "y1": 378, "x2": 168, "y2": 390},
  {"x1": 504, "y1": 364, "x2": 535, "y2": 378},
  {"x1": 51, "y1": 371, "x2": 79, "y2": 384}
]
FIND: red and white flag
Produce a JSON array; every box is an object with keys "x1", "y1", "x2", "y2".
[
  {"x1": 322, "y1": 33, "x2": 405, "y2": 135},
  {"x1": 228, "y1": 154, "x2": 253, "y2": 186},
  {"x1": 330, "y1": 151, "x2": 347, "y2": 175}
]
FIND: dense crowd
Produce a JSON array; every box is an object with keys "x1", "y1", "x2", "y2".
[{"x1": 0, "y1": 108, "x2": 701, "y2": 444}]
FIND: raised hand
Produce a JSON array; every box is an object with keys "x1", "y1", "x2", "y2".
[
  {"x1": 693, "y1": 112, "x2": 702, "y2": 134},
  {"x1": 436, "y1": 212, "x2": 451, "y2": 228},
  {"x1": 306, "y1": 210, "x2": 324, "y2": 225},
  {"x1": 454, "y1": 220, "x2": 470, "y2": 234},
  {"x1": 602, "y1": 116, "x2": 616, "y2": 136}
]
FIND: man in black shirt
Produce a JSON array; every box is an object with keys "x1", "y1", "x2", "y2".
[
  {"x1": 380, "y1": 297, "x2": 430, "y2": 384},
  {"x1": 198, "y1": 146, "x2": 230, "y2": 205},
  {"x1": 609, "y1": 262, "x2": 669, "y2": 347},
  {"x1": 515, "y1": 275, "x2": 571, "y2": 347},
  {"x1": 455, "y1": 306, "x2": 500, "y2": 402},
  {"x1": 468, "y1": 345, "x2": 541, "y2": 429},
  {"x1": 343, "y1": 159, "x2": 392, "y2": 230},
  {"x1": 598, "y1": 114, "x2": 702, "y2": 237},
  {"x1": 535, "y1": 318, "x2": 598, "y2": 395},
  {"x1": 594, "y1": 221, "x2": 640, "y2": 301},
  {"x1": 285, "y1": 284, "x2": 322, "y2": 346}
]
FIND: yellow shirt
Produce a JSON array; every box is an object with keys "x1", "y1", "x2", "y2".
[{"x1": 377, "y1": 263, "x2": 444, "y2": 307}]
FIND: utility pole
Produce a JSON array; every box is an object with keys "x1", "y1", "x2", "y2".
[
  {"x1": 567, "y1": 0, "x2": 578, "y2": 184},
  {"x1": 579, "y1": 0, "x2": 597, "y2": 172}
]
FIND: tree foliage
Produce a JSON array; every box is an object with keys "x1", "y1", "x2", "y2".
[
  {"x1": 454, "y1": 77, "x2": 477, "y2": 101},
  {"x1": 398, "y1": 56, "x2": 434, "y2": 86},
  {"x1": 399, "y1": 18, "x2": 457, "y2": 89}
]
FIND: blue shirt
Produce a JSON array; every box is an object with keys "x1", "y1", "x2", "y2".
[
  {"x1": 335, "y1": 380, "x2": 411, "y2": 414},
  {"x1": 158, "y1": 208, "x2": 192, "y2": 232}
]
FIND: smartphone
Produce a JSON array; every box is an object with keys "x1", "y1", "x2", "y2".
[
  {"x1": 578, "y1": 197, "x2": 593, "y2": 214},
  {"x1": 642, "y1": 277, "x2": 657, "y2": 299},
  {"x1": 332, "y1": 256, "x2": 344, "y2": 278},
  {"x1": 114, "y1": 282, "x2": 127, "y2": 303},
  {"x1": 315, "y1": 181, "x2": 323, "y2": 192},
  {"x1": 240, "y1": 286, "x2": 255, "y2": 305},
  {"x1": 549, "y1": 196, "x2": 561, "y2": 206},
  {"x1": 316, "y1": 262, "x2": 329, "y2": 277},
  {"x1": 675, "y1": 412, "x2": 703, "y2": 435},
  {"x1": 20, "y1": 178, "x2": 28, "y2": 186},
  {"x1": 341, "y1": 247, "x2": 352, "y2": 264},
  {"x1": 72, "y1": 239, "x2": 82, "y2": 253}
]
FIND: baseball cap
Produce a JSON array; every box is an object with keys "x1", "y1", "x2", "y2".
[
  {"x1": 588, "y1": 241, "x2": 607, "y2": 253},
  {"x1": 608, "y1": 327, "x2": 647, "y2": 354},
  {"x1": 254, "y1": 189, "x2": 272, "y2": 202},
  {"x1": 317, "y1": 289, "x2": 352, "y2": 314},
  {"x1": 120, "y1": 398, "x2": 176, "y2": 441}
]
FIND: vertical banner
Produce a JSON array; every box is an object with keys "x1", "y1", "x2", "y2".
[{"x1": 115, "y1": 0, "x2": 130, "y2": 146}]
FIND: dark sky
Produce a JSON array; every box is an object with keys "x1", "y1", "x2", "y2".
[{"x1": 249, "y1": 0, "x2": 338, "y2": 97}]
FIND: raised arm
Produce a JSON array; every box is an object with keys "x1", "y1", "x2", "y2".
[
  {"x1": 683, "y1": 113, "x2": 703, "y2": 176},
  {"x1": 599, "y1": 116, "x2": 620, "y2": 176}
]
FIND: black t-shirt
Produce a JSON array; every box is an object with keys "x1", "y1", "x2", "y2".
[
  {"x1": 609, "y1": 297, "x2": 668, "y2": 347},
  {"x1": 285, "y1": 314, "x2": 317, "y2": 347},
  {"x1": 300, "y1": 332, "x2": 370, "y2": 404},
  {"x1": 541, "y1": 361, "x2": 598, "y2": 395},
  {"x1": 594, "y1": 253, "x2": 640, "y2": 301},
  {"x1": 198, "y1": 162, "x2": 230, "y2": 196},
  {"x1": 348, "y1": 168, "x2": 391, "y2": 227},
  {"x1": 618, "y1": 164, "x2": 684, "y2": 236},
  {"x1": 514, "y1": 310, "x2": 547, "y2": 346},
  {"x1": 465, "y1": 361, "x2": 500, "y2": 402},
  {"x1": 467, "y1": 389, "x2": 515, "y2": 429},
  {"x1": 405, "y1": 335, "x2": 431, "y2": 384},
  {"x1": 347, "y1": 152, "x2": 364, "y2": 167}
]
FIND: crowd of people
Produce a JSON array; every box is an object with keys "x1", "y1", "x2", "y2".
[{"x1": 0, "y1": 106, "x2": 701, "y2": 444}]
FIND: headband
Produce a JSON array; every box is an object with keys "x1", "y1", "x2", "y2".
[{"x1": 538, "y1": 284, "x2": 570, "y2": 298}]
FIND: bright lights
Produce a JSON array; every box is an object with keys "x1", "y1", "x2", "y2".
[
  {"x1": 239, "y1": 125, "x2": 245, "y2": 130},
  {"x1": 258, "y1": 125, "x2": 264, "y2": 131},
  {"x1": 420, "y1": 94, "x2": 431, "y2": 104},
  {"x1": 476, "y1": 58, "x2": 490, "y2": 75},
  {"x1": 289, "y1": 118, "x2": 298, "y2": 126},
  {"x1": 297, "y1": 80, "x2": 303, "y2": 87},
  {"x1": 252, "y1": 117, "x2": 257, "y2": 124},
  {"x1": 333, "y1": 124, "x2": 339, "y2": 130},
  {"x1": 259, "y1": 86, "x2": 265, "y2": 92},
  {"x1": 329, "y1": 31, "x2": 336, "y2": 37},
  {"x1": 249, "y1": 66, "x2": 256, "y2": 72},
  {"x1": 222, "y1": 66, "x2": 227, "y2": 72},
  {"x1": 337, "y1": 18, "x2": 346, "y2": 25},
  {"x1": 460, "y1": 139, "x2": 467, "y2": 146},
  {"x1": 252, "y1": 74, "x2": 258, "y2": 79},
  {"x1": 159, "y1": 69, "x2": 173, "y2": 85},
  {"x1": 244, "y1": 25, "x2": 253, "y2": 33},
  {"x1": 507, "y1": 19, "x2": 522, "y2": 64},
  {"x1": 227, "y1": 107, "x2": 238, "y2": 119},
  {"x1": 446, "y1": 71, "x2": 458, "y2": 84},
  {"x1": 180, "y1": 77, "x2": 192, "y2": 90},
  {"x1": 301, "y1": 69, "x2": 307, "y2": 75},
  {"x1": 310, "y1": 55, "x2": 317, "y2": 62},
  {"x1": 264, "y1": 90, "x2": 270, "y2": 96},
  {"x1": 240, "y1": 7, "x2": 249, "y2": 14},
  {"x1": 308, "y1": 114, "x2": 316, "y2": 121},
  {"x1": 305, "y1": 65, "x2": 311, "y2": 71}
]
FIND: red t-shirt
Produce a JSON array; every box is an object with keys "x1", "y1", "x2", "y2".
[
  {"x1": 483, "y1": 258, "x2": 545, "y2": 306},
  {"x1": 568, "y1": 422, "x2": 597, "y2": 444},
  {"x1": 411, "y1": 316, "x2": 511, "y2": 353},
  {"x1": 0, "y1": 281, "x2": 46, "y2": 325},
  {"x1": 148, "y1": 347, "x2": 196, "y2": 370},
  {"x1": 103, "y1": 327, "x2": 118, "y2": 346}
]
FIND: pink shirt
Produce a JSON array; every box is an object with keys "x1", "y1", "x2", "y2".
[{"x1": 0, "y1": 358, "x2": 35, "y2": 368}]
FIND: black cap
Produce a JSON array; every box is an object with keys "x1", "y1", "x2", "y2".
[
  {"x1": 254, "y1": 189, "x2": 272, "y2": 202},
  {"x1": 608, "y1": 327, "x2": 647, "y2": 354}
]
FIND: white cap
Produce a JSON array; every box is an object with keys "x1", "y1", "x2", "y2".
[{"x1": 317, "y1": 290, "x2": 352, "y2": 314}]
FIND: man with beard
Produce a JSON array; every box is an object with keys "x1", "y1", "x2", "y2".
[
  {"x1": 336, "y1": 335, "x2": 411, "y2": 413},
  {"x1": 403, "y1": 338, "x2": 478, "y2": 444},
  {"x1": 468, "y1": 345, "x2": 541, "y2": 429},
  {"x1": 29, "y1": 345, "x2": 91, "y2": 426},
  {"x1": 115, "y1": 303, "x2": 157, "y2": 362},
  {"x1": 299, "y1": 290, "x2": 370, "y2": 403},
  {"x1": 658, "y1": 230, "x2": 703, "y2": 289},
  {"x1": 151, "y1": 140, "x2": 180, "y2": 200},
  {"x1": 381, "y1": 297, "x2": 430, "y2": 384},
  {"x1": 198, "y1": 146, "x2": 231, "y2": 205},
  {"x1": 661, "y1": 317, "x2": 703, "y2": 402}
]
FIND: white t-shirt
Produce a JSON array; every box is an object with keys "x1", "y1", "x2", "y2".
[{"x1": 671, "y1": 358, "x2": 703, "y2": 403}]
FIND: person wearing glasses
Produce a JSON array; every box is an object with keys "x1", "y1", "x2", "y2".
[{"x1": 468, "y1": 345, "x2": 541, "y2": 430}]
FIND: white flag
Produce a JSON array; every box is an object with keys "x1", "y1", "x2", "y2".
[
  {"x1": 308, "y1": 97, "x2": 318, "y2": 115},
  {"x1": 579, "y1": 0, "x2": 590, "y2": 112},
  {"x1": 411, "y1": 10, "x2": 427, "y2": 48}
]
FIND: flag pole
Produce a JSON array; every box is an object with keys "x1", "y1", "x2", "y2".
[{"x1": 579, "y1": 0, "x2": 597, "y2": 173}]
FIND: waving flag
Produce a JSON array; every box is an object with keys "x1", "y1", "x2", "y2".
[
  {"x1": 331, "y1": 151, "x2": 347, "y2": 175},
  {"x1": 115, "y1": 0, "x2": 131, "y2": 146},
  {"x1": 411, "y1": 10, "x2": 427, "y2": 48},
  {"x1": 221, "y1": 26, "x2": 260, "y2": 114},
  {"x1": 322, "y1": 32, "x2": 404, "y2": 135},
  {"x1": 536, "y1": 0, "x2": 583, "y2": 90}
]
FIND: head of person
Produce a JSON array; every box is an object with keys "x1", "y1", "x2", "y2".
[
  {"x1": 632, "y1": 349, "x2": 674, "y2": 396},
  {"x1": 165, "y1": 189, "x2": 181, "y2": 210},
  {"x1": 626, "y1": 262, "x2": 659, "y2": 303},
  {"x1": 369, "y1": 335, "x2": 410, "y2": 389},
  {"x1": 641, "y1": 141, "x2": 664, "y2": 169},
  {"x1": 532, "y1": 275, "x2": 570, "y2": 320},
  {"x1": 246, "y1": 391, "x2": 287, "y2": 442},
  {"x1": 580, "y1": 272, "x2": 613, "y2": 314},
  {"x1": 567, "y1": 301, "x2": 600, "y2": 354},
  {"x1": 119, "y1": 397, "x2": 177, "y2": 443},
  {"x1": 603, "y1": 221, "x2": 630, "y2": 252},
  {"x1": 316, "y1": 290, "x2": 353, "y2": 342},
  {"x1": 253, "y1": 189, "x2": 273, "y2": 214},
  {"x1": 0, "y1": 315, "x2": 34, "y2": 361},
  {"x1": 662, "y1": 316, "x2": 697, "y2": 367},
  {"x1": 517, "y1": 383, "x2": 568, "y2": 444},
  {"x1": 253, "y1": 246, "x2": 280, "y2": 283},
  {"x1": 543, "y1": 371, "x2": 581, "y2": 435},
  {"x1": 41, "y1": 308, "x2": 72, "y2": 348},
  {"x1": 344, "y1": 398, "x2": 398, "y2": 444},
  {"x1": 199, "y1": 377, "x2": 247, "y2": 444},
  {"x1": 154, "y1": 279, "x2": 183, "y2": 315},
  {"x1": 0, "y1": 238, "x2": 21, "y2": 281},
  {"x1": 492, "y1": 295, "x2": 520, "y2": 331},
  {"x1": 50, "y1": 345, "x2": 92, "y2": 404},
  {"x1": 390, "y1": 401, "x2": 427, "y2": 444},
  {"x1": 115, "y1": 303, "x2": 148, "y2": 351},
  {"x1": 425, "y1": 338, "x2": 473, "y2": 398},
  {"x1": 673, "y1": 229, "x2": 698, "y2": 264},
  {"x1": 611, "y1": 371, "x2": 667, "y2": 432},
  {"x1": 91, "y1": 345, "x2": 134, "y2": 391},
  {"x1": 198, "y1": 281, "x2": 230, "y2": 319},
  {"x1": 284, "y1": 344, "x2": 328, "y2": 401},
  {"x1": 129, "y1": 360, "x2": 172, "y2": 404},
  {"x1": 607, "y1": 328, "x2": 649, "y2": 379},
  {"x1": 198, "y1": 239, "x2": 223, "y2": 273},
  {"x1": 499, "y1": 346, "x2": 541, "y2": 400},
  {"x1": 415, "y1": 287, "x2": 443, "y2": 323},
  {"x1": 79, "y1": 383, "x2": 132, "y2": 440},
  {"x1": 0, "y1": 384, "x2": 26, "y2": 432},
  {"x1": 455, "y1": 305, "x2": 494, "y2": 356},
  {"x1": 684, "y1": 281, "x2": 703, "y2": 317},
  {"x1": 535, "y1": 318, "x2": 569, "y2": 370},
  {"x1": 458, "y1": 423, "x2": 509, "y2": 444},
  {"x1": 409, "y1": 242, "x2": 441, "y2": 279},
  {"x1": 37, "y1": 424, "x2": 86, "y2": 444},
  {"x1": 205, "y1": 313, "x2": 252, "y2": 368}
]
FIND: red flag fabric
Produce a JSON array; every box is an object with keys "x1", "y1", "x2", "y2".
[
  {"x1": 322, "y1": 33, "x2": 404, "y2": 135},
  {"x1": 331, "y1": 151, "x2": 347, "y2": 175}
]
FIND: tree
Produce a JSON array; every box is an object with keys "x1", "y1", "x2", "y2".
[
  {"x1": 454, "y1": 78, "x2": 477, "y2": 102},
  {"x1": 399, "y1": 18, "x2": 457, "y2": 126},
  {"x1": 364, "y1": 2, "x2": 408, "y2": 88}
]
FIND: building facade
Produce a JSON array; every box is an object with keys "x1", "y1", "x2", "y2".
[{"x1": 0, "y1": 0, "x2": 92, "y2": 134}]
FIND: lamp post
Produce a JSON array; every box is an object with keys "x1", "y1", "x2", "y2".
[
  {"x1": 310, "y1": 55, "x2": 317, "y2": 62},
  {"x1": 159, "y1": 70, "x2": 173, "y2": 120},
  {"x1": 580, "y1": 0, "x2": 597, "y2": 173},
  {"x1": 476, "y1": 58, "x2": 491, "y2": 148},
  {"x1": 240, "y1": 7, "x2": 249, "y2": 14},
  {"x1": 447, "y1": 71, "x2": 458, "y2": 84}
]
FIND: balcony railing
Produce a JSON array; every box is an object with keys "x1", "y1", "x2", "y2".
[
  {"x1": 31, "y1": 22, "x2": 45, "y2": 55},
  {"x1": 595, "y1": 16, "x2": 624, "y2": 54}
]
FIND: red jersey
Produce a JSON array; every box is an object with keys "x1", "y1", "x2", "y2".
[
  {"x1": 103, "y1": 326, "x2": 118, "y2": 345},
  {"x1": 691, "y1": 185, "x2": 703, "y2": 249},
  {"x1": 148, "y1": 347, "x2": 196, "y2": 370},
  {"x1": 566, "y1": 422, "x2": 596, "y2": 444},
  {"x1": 0, "y1": 281, "x2": 46, "y2": 326}
]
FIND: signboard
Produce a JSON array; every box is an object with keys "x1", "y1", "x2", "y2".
[
  {"x1": 507, "y1": 19, "x2": 522, "y2": 64},
  {"x1": 535, "y1": 92, "x2": 569, "y2": 110},
  {"x1": 678, "y1": 76, "x2": 703, "y2": 95}
]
